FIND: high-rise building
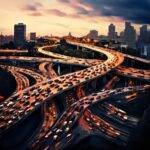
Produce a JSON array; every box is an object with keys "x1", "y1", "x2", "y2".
[
  {"x1": 123, "y1": 22, "x2": 136, "y2": 48},
  {"x1": 108, "y1": 23, "x2": 116, "y2": 40},
  {"x1": 30, "y1": 32, "x2": 36, "y2": 41},
  {"x1": 139, "y1": 25, "x2": 148, "y2": 43},
  {"x1": 139, "y1": 43, "x2": 150, "y2": 59},
  {"x1": 14, "y1": 23, "x2": 26, "y2": 47},
  {"x1": 87, "y1": 30, "x2": 98, "y2": 40}
]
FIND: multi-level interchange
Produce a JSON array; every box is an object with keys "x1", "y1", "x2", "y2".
[{"x1": 0, "y1": 38, "x2": 149, "y2": 150}]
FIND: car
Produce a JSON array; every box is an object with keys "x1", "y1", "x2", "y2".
[
  {"x1": 31, "y1": 92, "x2": 36, "y2": 96},
  {"x1": 7, "y1": 101, "x2": 14, "y2": 107},
  {"x1": 23, "y1": 95, "x2": 29, "y2": 99},
  {"x1": 35, "y1": 102, "x2": 40, "y2": 107},
  {"x1": 25, "y1": 109, "x2": 31, "y2": 115},
  {"x1": 56, "y1": 129, "x2": 62, "y2": 134},
  {"x1": 66, "y1": 133, "x2": 71, "y2": 138},
  {"x1": 18, "y1": 110, "x2": 24, "y2": 115},
  {"x1": 12, "y1": 115, "x2": 18, "y2": 121},
  {"x1": 9, "y1": 108, "x2": 15, "y2": 113},
  {"x1": 57, "y1": 87, "x2": 63, "y2": 91},
  {"x1": 33, "y1": 89, "x2": 38, "y2": 93},
  {"x1": 11, "y1": 95, "x2": 18, "y2": 100},
  {"x1": 63, "y1": 121, "x2": 67, "y2": 126},
  {"x1": 65, "y1": 127, "x2": 70, "y2": 132},
  {"x1": 44, "y1": 93, "x2": 49, "y2": 97},
  {"x1": 0, "y1": 115, "x2": 5, "y2": 121},
  {"x1": 53, "y1": 135, "x2": 58, "y2": 140},
  {"x1": 20, "y1": 98, "x2": 26, "y2": 103},
  {"x1": 45, "y1": 131, "x2": 52, "y2": 138},
  {"x1": 68, "y1": 121, "x2": 72, "y2": 124},
  {"x1": 7, "y1": 120, "x2": 13, "y2": 125},
  {"x1": 0, "y1": 104, "x2": 4, "y2": 109},
  {"x1": 24, "y1": 101, "x2": 30, "y2": 106}
]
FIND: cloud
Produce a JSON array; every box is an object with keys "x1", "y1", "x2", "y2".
[
  {"x1": 29, "y1": 12, "x2": 43, "y2": 17},
  {"x1": 34, "y1": 2, "x2": 43, "y2": 7},
  {"x1": 56, "y1": 0, "x2": 150, "y2": 24},
  {"x1": 46, "y1": 9, "x2": 67, "y2": 17},
  {"x1": 22, "y1": 2, "x2": 43, "y2": 16},
  {"x1": 56, "y1": 0, "x2": 91, "y2": 18},
  {"x1": 76, "y1": 6, "x2": 89, "y2": 15},
  {"x1": 22, "y1": 4, "x2": 38, "y2": 11},
  {"x1": 45, "y1": 8, "x2": 83, "y2": 19},
  {"x1": 57, "y1": 0, "x2": 70, "y2": 3},
  {"x1": 52, "y1": 23, "x2": 69, "y2": 28},
  {"x1": 22, "y1": 1, "x2": 83, "y2": 19},
  {"x1": 80, "y1": 0, "x2": 150, "y2": 24}
]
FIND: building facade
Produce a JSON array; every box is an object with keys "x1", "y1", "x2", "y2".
[
  {"x1": 139, "y1": 44, "x2": 150, "y2": 59},
  {"x1": 123, "y1": 22, "x2": 136, "y2": 49},
  {"x1": 30, "y1": 32, "x2": 36, "y2": 41},
  {"x1": 108, "y1": 23, "x2": 116, "y2": 40},
  {"x1": 14, "y1": 23, "x2": 26, "y2": 47}
]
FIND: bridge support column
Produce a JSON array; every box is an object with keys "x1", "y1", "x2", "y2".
[
  {"x1": 102, "y1": 76, "x2": 107, "y2": 84},
  {"x1": 69, "y1": 65, "x2": 72, "y2": 73},
  {"x1": 91, "y1": 80, "x2": 97, "y2": 91},
  {"x1": 58, "y1": 64, "x2": 61, "y2": 75}
]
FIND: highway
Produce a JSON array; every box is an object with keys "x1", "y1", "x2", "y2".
[
  {"x1": 124, "y1": 54, "x2": 150, "y2": 64},
  {"x1": 39, "y1": 62, "x2": 57, "y2": 78},
  {"x1": 0, "y1": 49, "x2": 28, "y2": 54},
  {"x1": 116, "y1": 66, "x2": 150, "y2": 82},
  {"x1": 0, "y1": 39, "x2": 149, "y2": 149},
  {"x1": 0, "y1": 65, "x2": 47, "y2": 84},
  {"x1": 0, "y1": 54, "x2": 149, "y2": 82},
  {"x1": 0, "y1": 40, "x2": 124, "y2": 132},
  {"x1": 38, "y1": 42, "x2": 150, "y2": 82},
  {"x1": 0, "y1": 65, "x2": 29, "y2": 92},
  {"x1": 34, "y1": 85, "x2": 149, "y2": 149}
]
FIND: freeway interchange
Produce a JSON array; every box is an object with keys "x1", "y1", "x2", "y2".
[{"x1": 0, "y1": 39, "x2": 149, "y2": 150}]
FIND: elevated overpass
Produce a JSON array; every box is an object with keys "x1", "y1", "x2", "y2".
[{"x1": 0, "y1": 40, "x2": 149, "y2": 149}]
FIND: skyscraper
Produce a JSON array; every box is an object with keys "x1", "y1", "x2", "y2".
[
  {"x1": 108, "y1": 23, "x2": 116, "y2": 40},
  {"x1": 139, "y1": 25, "x2": 148, "y2": 43},
  {"x1": 14, "y1": 23, "x2": 26, "y2": 47},
  {"x1": 123, "y1": 22, "x2": 136, "y2": 48},
  {"x1": 30, "y1": 32, "x2": 36, "y2": 41}
]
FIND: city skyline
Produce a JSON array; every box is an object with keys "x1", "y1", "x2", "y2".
[{"x1": 0, "y1": 0, "x2": 150, "y2": 36}]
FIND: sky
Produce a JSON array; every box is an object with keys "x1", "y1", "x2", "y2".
[{"x1": 0, "y1": 0, "x2": 149, "y2": 37}]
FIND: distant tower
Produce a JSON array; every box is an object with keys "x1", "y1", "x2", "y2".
[
  {"x1": 123, "y1": 21, "x2": 136, "y2": 48},
  {"x1": 108, "y1": 23, "x2": 116, "y2": 40},
  {"x1": 139, "y1": 25, "x2": 148, "y2": 43},
  {"x1": 30, "y1": 32, "x2": 36, "y2": 41},
  {"x1": 14, "y1": 23, "x2": 26, "y2": 47}
]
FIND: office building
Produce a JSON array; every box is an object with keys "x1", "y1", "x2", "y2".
[
  {"x1": 139, "y1": 25, "x2": 148, "y2": 43},
  {"x1": 14, "y1": 23, "x2": 26, "y2": 47},
  {"x1": 123, "y1": 22, "x2": 136, "y2": 48},
  {"x1": 30, "y1": 32, "x2": 36, "y2": 41},
  {"x1": 108, "y1": 23, "x2": 116, "y2": 40},
  {"x1": 139, "y1": 43, "x2": 150, "y2": 59}
]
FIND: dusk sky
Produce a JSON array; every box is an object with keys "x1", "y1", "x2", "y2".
[{"x1": 0, "y1": 0, "x2": 150, "y2": 36}]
